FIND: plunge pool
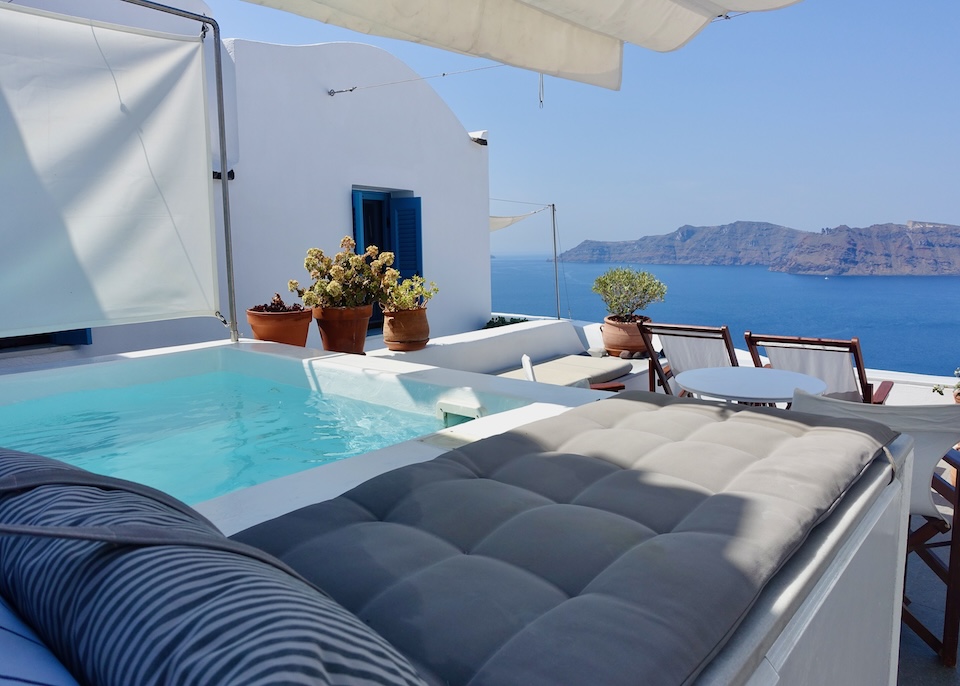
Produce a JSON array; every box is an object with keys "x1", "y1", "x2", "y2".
[{"x1": 0, "y1": 342, "x2": 552, "y2": 506}]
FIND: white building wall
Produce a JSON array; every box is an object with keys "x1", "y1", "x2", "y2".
[
  {"x1": 0, "y1": 3, "x2": 491, "y2": 365},
  {"x1": 226, "y1": 39, "x2": 491, "y2": 344}
]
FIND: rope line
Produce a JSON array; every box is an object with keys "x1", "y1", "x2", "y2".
[
  {"x1": 328, "y1": 63, "x2": 505, "y2": 96},
  {"x1": 490, "y1": 197, "x2": 552, "y2": 206}
]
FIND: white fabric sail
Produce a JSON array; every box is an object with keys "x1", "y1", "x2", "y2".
[
  {"x1": 240, "y1": 0, "x2": 802, "y2": 89},
  {"x1": 490, "y1": 210, "x2": 546, "y2": 232},
  {"x1": 0, "y1": 4, "x2": 219, "y2": 337}
]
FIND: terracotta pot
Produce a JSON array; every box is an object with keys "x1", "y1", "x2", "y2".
[
  {"x1": 954, "y1": 389, "x2": 960, "y2": 404},
  {"x1": 600, "y1": 315, "x2": 650, "y2": 357},
  {"x1": 245, "y1": 308, "x2": 312, "y2": 347},
  {"x1": 313, "y1": 304, "x2": 373, "y2": 354},
  {"x1": 382, "y1": 308, "x2": 430, "y2": 351}
]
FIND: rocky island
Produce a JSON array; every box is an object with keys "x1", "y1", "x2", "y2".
[{"x1": 558, "y1": 221, "x2": 960, "y2": 276}]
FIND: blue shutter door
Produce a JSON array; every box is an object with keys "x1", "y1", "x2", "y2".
[
  {"x1": 351, "y1": 190, "x2": 365, "y2": 252},
  {"x1": 391, "y1": 197, "x2": 422, "y2": 278}
]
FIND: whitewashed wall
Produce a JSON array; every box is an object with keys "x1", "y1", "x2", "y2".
[{"x1": 226, "y1": 39, "x2": 490, "y2": 344}]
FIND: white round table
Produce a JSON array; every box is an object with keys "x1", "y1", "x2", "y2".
[{"x1": 673, "y1": 367, "x2": 828, "y2": 404}]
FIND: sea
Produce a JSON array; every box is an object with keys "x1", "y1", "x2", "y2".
[{"x1": 491, "y1": 257, "x2": 960, "y2": 377}]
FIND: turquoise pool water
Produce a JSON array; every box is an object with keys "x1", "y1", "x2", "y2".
[{"x1": 0, "y1": 371, "x2": 446, "y2": 504}]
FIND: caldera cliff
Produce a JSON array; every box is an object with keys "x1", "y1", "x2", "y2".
[{"x1": 557, "y1": 221, "x2": 960, "y2": 276}]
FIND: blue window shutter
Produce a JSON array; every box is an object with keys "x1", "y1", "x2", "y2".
[
  {"x1": 351, "y1": 190, "x2": 365, "y2": 252},
  {"x1": 391, "y1": 197, "x2": 422, "y2": 278}
]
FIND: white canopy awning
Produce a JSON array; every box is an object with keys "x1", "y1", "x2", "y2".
[
  {"x1": 241, "y1": 0, "x2": 801, "y2": 89},
  {"x1": 490, "y1": 208, "x2": 548, "y2": 232}
]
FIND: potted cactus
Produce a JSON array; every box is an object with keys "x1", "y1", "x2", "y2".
[
  {"x1": 289, "y1": 236, "x2": 396, "y2": 354},
  {"x1": 379, "y1": 275, "x2": 439, "y2": 351},
  {"x1": 246, "y1": 293, "x2": 312, "y2": 347}
]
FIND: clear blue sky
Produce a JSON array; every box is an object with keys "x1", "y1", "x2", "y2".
[{"x1": 205, "y1": 0, "x2": 959, "y2": 255}]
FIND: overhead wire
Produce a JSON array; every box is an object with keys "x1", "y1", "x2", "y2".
[{"x1": 328, "y1": 63, "x2": 505, "y2": 96}]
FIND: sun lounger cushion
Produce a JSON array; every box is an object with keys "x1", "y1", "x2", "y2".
[
  {"x1": 233, "y1": 392, "x2": 897, "y2": 686},
  {"x1": 497, "y1": 354, "x2": 633, "y2": 386},
  {"x1": 0, "y1": 448, "x2": 427, "y2": 686},
  {"x1": 0, "y1": 596, "x2": 79, "y2": 686}
]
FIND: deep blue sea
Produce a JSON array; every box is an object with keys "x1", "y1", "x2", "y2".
[{"x1": 491, "y1": 257, "x2": 960, "y2": 376}]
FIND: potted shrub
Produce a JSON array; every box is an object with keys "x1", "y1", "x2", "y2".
[
  {"x1": 379, "y1": 275, "x2": 439, "y2": 351},
  {"x1": 289, "y1": 236, "x2": 395, "y2": 354},
  {"x1": 592, "y1": 267, "x2": 667, "y2": 356},
  {"x1": 246, "y1": 293, "x2": 312, "y2": 347},
  {"x1": 932, "y1": 368, "x2": 960, "y2": 403}
]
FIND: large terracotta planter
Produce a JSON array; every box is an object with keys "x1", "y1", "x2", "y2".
[
  {"x1": 382, "y1": 307, "x2": 430, "y2": 351},
  {"x1": 600, "y1": 315, "x2": 650, "y2": 357},
  {"x1": 313, "y1": 304, "x2": 373, "y2": 354},
  {"x1": 246, "y1": 308, "x2": 312, "y2": 347}
]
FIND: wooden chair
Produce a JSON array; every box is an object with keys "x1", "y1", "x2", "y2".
[
  {"x1": 911, "y1": 447, "x2": 960, "y2": 666},
  {"x1": 744, "y1": 332, "x2": 893, "y2": 404},
  {"x1": 638, "y1": 323, "x2": 738, "y2": 395},
  {"x1": 792, "y1": 390, "x2": 960, "y2": 665}
]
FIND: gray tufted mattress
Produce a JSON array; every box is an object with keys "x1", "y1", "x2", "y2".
[{"x1": 232, "y1": 392, "x2": 899, "y2": 686}]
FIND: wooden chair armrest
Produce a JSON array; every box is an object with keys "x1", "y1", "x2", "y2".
[
  {"x1": 648, "y1": 359, "x2": 672, "y2": 392},
  {"x1": 943, "y1": 448, "x2": 960, "y2": 471},
  {"x1": 590, "y1": 381, "x2": 626, "y2": 392},
  {"x1": 871, "y1": 380, "x2": 894, "y2": 404},
  {"x1": 932, "y1": 449, "x2": 960, "y2": 501},
  {"x1": 933, "y1": 472, "x2": 956, "y2": 504}
]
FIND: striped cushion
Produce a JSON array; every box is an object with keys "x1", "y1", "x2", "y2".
[{"x1": 0, "y1": 448, "x2": 427, "y2": 686}]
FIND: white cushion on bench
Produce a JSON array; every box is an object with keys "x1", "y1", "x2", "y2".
[{"x1": 498, "y1": 355, "x2": 633, "y2": 387}]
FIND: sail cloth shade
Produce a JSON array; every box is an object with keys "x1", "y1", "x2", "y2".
[
  {"x1": 490, "y1": 208, "x2": 548, "y2": 232},
  {"x1": 240, "y1": 0, "x2": 801, "y2": 89},
  {"x1": 0, "y1": 4, "x2": 219, "y2": 337}
]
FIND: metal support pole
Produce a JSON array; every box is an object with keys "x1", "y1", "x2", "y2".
[
  {"x1": 119, "y1": 0, "x2": 239, "y2": 342},
  {"x1": 551, "y1": 204, "x2": 560, "y2": 319},
  {"x1": 209, "y1": 19, "x2": 239, "y2": 342}
]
